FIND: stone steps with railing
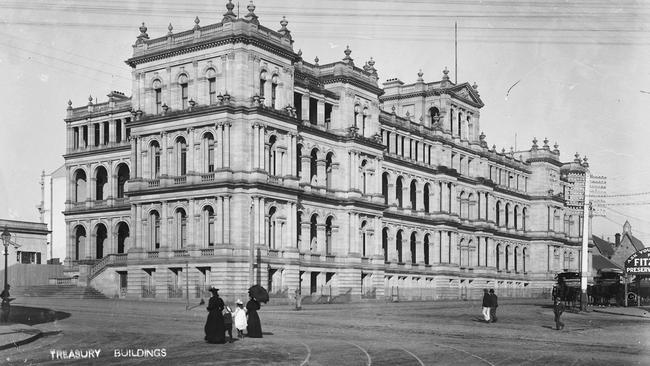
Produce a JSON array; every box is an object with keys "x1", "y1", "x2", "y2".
[{"x1": 12, "y1": 285, "x2": 109, "y2": 299}]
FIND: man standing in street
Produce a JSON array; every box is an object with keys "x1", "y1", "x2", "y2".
[
  {"x1": 0, "y1": 284, "x2": 12, "y2": 323},
  {"x1": 489, "y1": 289, "x2": 498, "y2": 323},
  {"x1": 553, "y1": 298, "x2": 565, "y2": 330},
  {"x1": 482, "y1": 289, "x2": 491, "y2": 323}
]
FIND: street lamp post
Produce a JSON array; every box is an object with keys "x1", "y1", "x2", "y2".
[{"x1": 1, "y1": 227, "x2": 10, "y2": 292}]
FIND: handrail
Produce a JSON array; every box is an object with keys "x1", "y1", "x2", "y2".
[{"x1": 88, "y1": 253, "x2": 128, "y2": 281}]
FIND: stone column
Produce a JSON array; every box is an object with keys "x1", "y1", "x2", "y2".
[
  {"x1": 301, "y1": 94, "x2": 310, "y2": 122},
  {"x1": 432, "y1": 231, "x2": 441, "y2": 263},
  {"x1": 121, "y1": 120, "x2": 127, "y2": 143},
  {"x1": 223, "y1": 196, "x2": 231, "y2": 244},
  {"x1": 98, "y1": 124, "x2": 105, "y2": 146},
  {"x1": 251, "y1": 124, "x2": 259, "y2": 170},
  {"x1": 300, "y1": 155, "x2": 311, "y2": 184},
  {"x1": 216, "y1": 123, "x2": 224, "y2": 169},
  {"x1": 415, "y1": 238, "x2": 424, "y2": 264}
]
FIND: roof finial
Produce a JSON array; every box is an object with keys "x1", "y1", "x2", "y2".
[
  {"x1": 442, "y1": 67, "x2": 450, "y2": 80},
  {"x1": 88, "y1": 95, "x2": 93, "y2": 104},
  {"x1": 67, "y1": 100, "x2": 73, "y2": 110},
  {"x1": 532, "y1": 137, "x2": 538, "y2": 149},
  {"x1": 245, "y1": 1, "x2": 259, "y2": 24},
  {"x1": 574, "y1": 152, "x2": 581, "y2": 163},
  {"x1": 223, "y1": 0, "x2": 237, "y2": 22},
  {"x1": 194, "y1": 16, "x2": 201, "y2": 30},
  {"x1": 314, "y1": 56, "x2": 319, "y2": 66},
  {"x1": 167, "y1": 23, "x2": 174, "y2": 36},
  {"x1": 417, "y1": 69, "x2": 424, "y2": 82},
  {"x1": 343, "y1": 45, "x2": 353, "y2": 65},
  {"x1": 138, "y1": 22, "x2": 149, "y2": 39},
  {"x1": 277, "y1": 16, "x2": 292, "y2": 41}
]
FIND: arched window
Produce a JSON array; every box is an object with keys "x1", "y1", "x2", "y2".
[
  {"x1": 522, "y1": 248, "x2": 527, "y2": 272},
  {"x1": 514, "y1": 246, "x2": 520, "y2": 272},
  {"x1": 74, "y1": 169, "x2": 87, "y2": 203},
  {"x1": 268, "y1": 207, "x2": 277, "y2": 249},
  {"x1": 310, "y1": 149, "x2": 318, "y2": 184},
  {"x1": 271, "y1": 74, "x2": 278, "y2": 108},
  {"x1": 176, "y1": 208, "x2": 187, "y2": 248},
  {"x1": 505, "y1": 245, "x2": 510, "y2": 270},
  {"x1": 153, "y1": 79, "x2": 162, "y2": 114},
  {"x1": 326, "y1": 152, "x2": 333, "y2": 190},
  {"x1": 74, "y1": 225, "x2": 86, "y2": 260},
  {"x1": 410, "y1": 180, "x2": 417, "y2": 210},
  {"x1": 423, "y1": 234, "x2": 430, "y2": 265},
  {"x1": 206, "y1": 68, "x2": 217, "y2": 104},
  {"x1": 268, "y1": 135, "x2": 277, "y2": 176},
  {"x1": 325, "y1": 216, "x2": 333, "y2": 255},
  {"x1": 179, "y1": 74, "x2": 189, "y2": 109},
  {"x1": 505, "y1": 203, "x2": 511, "y2": 227},
  {"x1": 360, "y1": 160, "x2": 368, "y2": 194},
  {"x1": 117, "y1": 222, "x2": 129, "y2": 254},
  {"x1": 396, "y1": 177, "x2": 403, "y2": 208},
  {"x1": 176, "y1": 137, "x2": 187, "y2": 176},
  {"x1": 382, "y1": 227, "x2": 389, "y2": 262},
  {"x1": 423, "y1": 183, "x2": 430, "y2": 213},
  {"x1": 410, "y1": 232, "x2": 417, "y2": 264},
  {"x1": 150, "y1": 210, "x2": 161, "y2": 250},
  {"x1": 354, "y1": 104, "x2": 361, "y2": 128},
  {"x1": 522, "y1": 208, "x2": 527, "y2": 231},
  {"x1": 396, "y1": 230, "x2": 403, "y2": 263},
  {"x1": 150, "y1": 141, "x2": 161, "y2": 178},
  {"x1": 259, "y1": 70, "x2": 267, "y2": 98},
  {"x1": 204, "y1": 133, "x2": 215, "y2": 173},
  {"x1": 95, "y1": 223, "x2": 107, "y2": 259},
  {"x1": 362, "y1": 107, "x2": 368, "y2": 136},
  {"x1": 382, "y1": 173, "x2": 389, "y2": 205},
  {"x1": 514, "y1": 205, "x2": 520, "y2": 230},
  {"x1": 296, "y1": 144, "x2": 303, "y2": 178},
  {"x1": 496, "y1": 243, "x2": 501, "y2": 270},
  {"x1": 429, "y1": 107, "x2": 440, "y2": 125},
  {"x1": 95, "y1": 166, "x2": 108, "y2": 201},
  {"x1": 496, "y1": 201, "x2": 502, "y2": 226},
  {"x1": 310, "y1": 214, "x2": 318, "y2": 252},
  {"x1": 204, "y1": 206, "x2": 215, "y2": 247},
  {"x1": 360, "y1": 221, "x2": 367, "y2": 257},
  {"x1": 296, "y1": 211, "x2": 303, "y2": 249},
  {"x1": 117, "y1": 164, "x2": 130, "y2": 199}
]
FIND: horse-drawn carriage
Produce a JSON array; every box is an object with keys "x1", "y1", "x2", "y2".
[
  {"x1": 552, "y1": 271, "x2": 582, "y2": 308},
  {"x1": 589, "y1": 268, "x2": 625, "y2": 306}
]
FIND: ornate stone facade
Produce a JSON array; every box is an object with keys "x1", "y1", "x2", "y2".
[{"x1": 63, "y1": 2, "x2": 590, "y2": 302}]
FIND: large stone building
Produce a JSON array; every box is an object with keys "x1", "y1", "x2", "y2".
[{"x1": 63, "y1": 2, "x2": 591, "y2": 302}]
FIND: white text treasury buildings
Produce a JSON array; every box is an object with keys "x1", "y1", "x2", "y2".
[{"x1": 64, "y1": 1, "x2": 590, "y2": 302}]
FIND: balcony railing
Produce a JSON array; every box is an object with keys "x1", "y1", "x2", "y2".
[
  {"x1": 173, "y1": 176, "x2": 187, "y2": 184},
  {"x1": 200, "y1": 248, "x2": 214, "y2": 256},
  {"x1": 147, "y1": 179, "x2": 160, "y2": 187},
  {"x1": 147, "y1": 251, "x2": 159, "y2": 259},
  {"x1": 173, "y1": 250, "x2": 189, "y2": 257},
  {"x1": 201, "y1": 173, "x2": 215, "y2": 182}
]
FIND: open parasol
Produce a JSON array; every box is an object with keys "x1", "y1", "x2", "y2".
[{"x1": 248, "y1": 284, "x2": 269, "y2": 303}]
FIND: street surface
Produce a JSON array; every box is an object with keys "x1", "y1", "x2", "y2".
[{"x1": 1, "y1": 297, "x2": 648, "y2": 365}]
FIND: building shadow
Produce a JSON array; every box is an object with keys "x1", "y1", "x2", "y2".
[{"x1": 8, "y1": 305, "x2": 71, "y2": 326}]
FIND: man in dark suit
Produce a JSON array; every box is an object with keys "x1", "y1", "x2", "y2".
[
  {"x1": 489, "y1": 289, "x2": 498, "y2": 323},
  {"x1": 553, "y1": 298, "x2": 565, "y2": 330}
]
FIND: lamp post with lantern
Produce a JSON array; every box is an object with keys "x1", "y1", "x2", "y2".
[{"x1": 1, "y1": 227, "x2": 10, "y2": 292}]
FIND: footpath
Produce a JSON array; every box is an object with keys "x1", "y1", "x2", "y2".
[{"x1": 0, "y1": 299, "x2": 647, "y2": 351}]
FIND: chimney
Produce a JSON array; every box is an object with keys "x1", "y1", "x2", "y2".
[{"x1": 614, "y1": 233, "x2": 621, "y2": 247}]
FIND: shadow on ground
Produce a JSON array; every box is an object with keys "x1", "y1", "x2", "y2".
[{"x1": 8, "y1": 306, "x2": 71, "y2": 326}]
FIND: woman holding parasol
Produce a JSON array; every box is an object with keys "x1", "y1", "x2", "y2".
[{"x1": 246, "y1": 285, "x2": 268, "y2": 338}]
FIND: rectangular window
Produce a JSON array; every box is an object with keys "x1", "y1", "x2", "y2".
[
  {"x1": 325, "y1": 103, "x2": 332, "y2": 129},
  {"x1": 155, "y1": 88, "x2": 162, "y2": 114},
  {"x1": 309, "y1": 97, "x2": 318, "y2": 125},
  {"x1": 103, "y1": 122, "x2": 109, "y2": 145},
  {"x1": 154, "y1": 153, "x2": 161, "y2": 178},
  {"x1": 73, "y1": 127, "x2": 79, "y2": 149},
  {"x1": 294, "y1": 92, "x2": 302, "y2": 120},
  {"x1": 115, "y1": 120, "x2": 122, "y2": 142},
  {"x1": 94, "y1": 124, "x2": 100, "y2": 146},
  {"x1": 181, "y1": 83, "x2": 188, "y2": 109},
  {"x1": 208, "y1": 143, "x2": 214, "y2": 172},
  {"x1": 209, "y1": 78, "x2": 216, "y2": 104}
]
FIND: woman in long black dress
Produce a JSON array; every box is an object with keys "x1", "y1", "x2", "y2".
[
  {"x1": 204, "y1": 287, "x2": 226, "y2": 344},
  {"x1": 246, "y1": 294, "x2": 263, "y2": 338}
]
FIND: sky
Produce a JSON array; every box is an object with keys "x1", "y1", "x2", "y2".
[{"x1": 0, "y1": 0, "x2": 649, "y2": 243}]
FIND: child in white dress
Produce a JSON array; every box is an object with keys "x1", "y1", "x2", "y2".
[{"x1": 233, "y1": 299, "x2": 248, "y2": 339}]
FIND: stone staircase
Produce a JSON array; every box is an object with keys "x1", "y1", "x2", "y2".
[{"x1": 13, "y1": 285, "x2": 109, "y2": 300}]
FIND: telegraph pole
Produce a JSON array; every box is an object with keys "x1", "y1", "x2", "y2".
[
  {"x1": 249, "y1": 198, "x2": 255, "y2": 286},
  {"x1": 580, "y1": 172, "x2": 591, "y2": 311}
]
